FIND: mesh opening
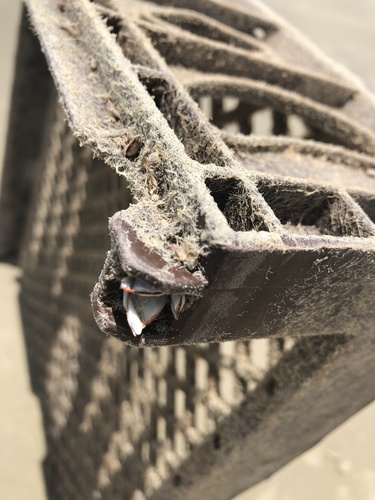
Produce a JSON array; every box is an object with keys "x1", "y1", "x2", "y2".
[
  {"x1": 287, "y1": 114, "x2": 309, "y2": 138},
  {"x1": 205, "y1": 177, "x2": 267, "y2": 231},
  {"x1": 251, "y1": 108, "x2": 273, "y2": 136},
  {"x1": 257, "y1": 181, "x2": 370, "y2": 237}
]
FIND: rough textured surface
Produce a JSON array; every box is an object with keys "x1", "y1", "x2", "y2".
[
  {"x1": 2, "y1": 0, "x2": 375, "y2": 498},
  {"x1": 15, "y1": 0, "x2": 375, "y2": 347}
]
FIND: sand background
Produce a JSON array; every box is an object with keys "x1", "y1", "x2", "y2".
[{"x1": 0, "y1": 1, "x2": 374, "y2": 499}]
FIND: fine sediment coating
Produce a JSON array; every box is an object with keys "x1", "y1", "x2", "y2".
[
  {"x1": 2, "y1": 1, "x2": 375, "y2": 499},
  {"x1": 18, "y1": 0, "x2": 375, "y2": 346}
]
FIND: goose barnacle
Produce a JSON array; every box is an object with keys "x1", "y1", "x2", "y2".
[{"x1": 121, "y1": 277, "x2": 185, "y2": 336}]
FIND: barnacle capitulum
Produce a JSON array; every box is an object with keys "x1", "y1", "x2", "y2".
[
  {"x1": 171, "y1": 293, "x2": 185, "y2": 319},
  {"x1": 120, "y1": 277, "x2": 185, "y2": 336}
]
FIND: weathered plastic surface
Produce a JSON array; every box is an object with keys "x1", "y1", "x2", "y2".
[
  {"x1": 2, "y1": 1, "x2": 375, "y2": 499},
  {"x1": 21, "y1": 0, "x2": 375, "y2": 346},
  {"x1": 2, "y1": 0, "x2": 374, "y2": 346}
]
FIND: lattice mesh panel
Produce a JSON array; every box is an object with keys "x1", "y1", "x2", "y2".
[
  {"x1": 6, "y1": 0, "x2": 375, "y2": 498},
  {"x1": 20, "y1": 104, "x2": 301, "y2": 499}
]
